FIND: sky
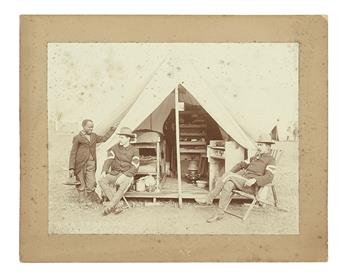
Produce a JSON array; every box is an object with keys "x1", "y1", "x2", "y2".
[{"x1": 48, "y1": 43, "x2": 298, "y2": 139}]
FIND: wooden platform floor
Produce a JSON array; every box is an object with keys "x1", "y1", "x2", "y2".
[{"x1": 125, "y1": 177, "x2": 209, "y2": 199}]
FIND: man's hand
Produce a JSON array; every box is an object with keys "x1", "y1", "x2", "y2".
[
  {"x1": 244, "y1": 178, "x2": 256, "y2": 187},
  {"x1": 69, "y1": 169, "x2": 74, "y2": 178},
  {"x1": 117, "y1": 173, "x2": 127, "y2": 182}
]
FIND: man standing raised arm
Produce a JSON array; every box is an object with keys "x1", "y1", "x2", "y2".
[{"x1": 69, "y1": 119, "x2": 117, "y2": 205}]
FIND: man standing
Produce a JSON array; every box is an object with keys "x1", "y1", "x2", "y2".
[
  {"x1": 197, "y1": 134, "x2": 276, "y2": 223},
  {"x1": 99, "y1": 127, "x2": 140, "y2": 216},
  {"x1": 69, "y1": 119, "x2": 117, "y2": 205}
]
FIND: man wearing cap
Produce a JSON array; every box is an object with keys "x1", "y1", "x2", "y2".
[
  {"x1": 99, "y1": 127, "x2": 140, "y2": 215},
  {"x1": 197, "y1": 134, "x2": 276, "y2": 223},
  {"x1": 69, "y1": 119, "x2": 117, "y2": 205}
]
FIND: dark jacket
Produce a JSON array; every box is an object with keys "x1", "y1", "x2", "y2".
[
  {"x1": 101, "y1": 144, "x2": 140, "y2": 177},
  {"x1": 69, "y1": 127, "x2": 116, "y2": 176},
  {"x1": 231, "y1": 152, "x2": 276, "y2": 187}
]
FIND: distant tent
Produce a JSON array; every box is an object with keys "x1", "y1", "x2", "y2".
[
  {"x1": 270, "y1": 125, "x2": 279, "y2": 141},
  {"x1": 270, "y1": 119, "x2": 298, "y2": 142}
]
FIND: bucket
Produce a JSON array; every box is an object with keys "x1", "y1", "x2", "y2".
[{"x1": 136, "y1": 178, "x2": 146, "y2": 192}]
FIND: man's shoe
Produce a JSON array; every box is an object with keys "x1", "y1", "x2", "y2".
[
  {"x1": 195, "y1": 197, "x2": 212, "y2": 205},
  {"x1": 113, "y1": 207, "x2": 123, "y2": 215},
  {"x1": 206, "y1": 213, "x2": 224, "y2": 223},
  {"x1": 102, "y1": 205, "x2": 115, "y2": 216}
]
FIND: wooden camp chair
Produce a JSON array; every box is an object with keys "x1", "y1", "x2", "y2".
[
  {"x1": 121, "y1": 178, "x2": 135, "y2": 209},
  {"x1": 224, "y1": 149, "x2": 286, "y2": 221}
]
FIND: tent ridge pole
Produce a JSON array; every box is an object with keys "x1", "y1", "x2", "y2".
[{"x1": 174, "y1": 85, "x2": 183, "y2": 208}]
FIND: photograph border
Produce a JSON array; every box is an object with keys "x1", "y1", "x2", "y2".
[{"x1": 20, "y1": 15, "x2": 328, "y2": 262}]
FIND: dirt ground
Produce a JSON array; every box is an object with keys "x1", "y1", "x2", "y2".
[{"x1": 48, "y1": 140, "x2": 299, "y2": 234}]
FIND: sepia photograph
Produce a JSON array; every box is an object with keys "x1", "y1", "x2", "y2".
[
  {"x1": 0, "y1": 0, "x2": 334, "y2": 270},
  {"x1": 48, "y1": 43, "x2": 299, "y2": 235}
]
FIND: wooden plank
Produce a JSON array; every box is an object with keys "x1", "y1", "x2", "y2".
[
  {"x1": 164, "y1": 186, "x2": 207, "y2": 192},
  {"x1": 175, "y1": 87, "x2": 183, "y2": 208},
  {"x1": 179, "y1": 141, "x2": 206, "y2": 146},
  {"x1": 125, "y1": 191, "x2": 179, "y2": 198},
  {"x1": 179, "y1": 110, "x2": 204, "y2": 115},
  {"x1": 125, "y1": 192, "x2": 208, "y2": 199},
  {"x1": 124, "y1": 191, "x2": 247, "y2": 200},
  {"x1": 209, "y1": 155, "x2": 225, "y2": 160},
  {"x1": 181, "y1": 193, "x2": 209, "y2": 199},
  {"x1": 209, "y1": 146, "x2": 225, "y2": 150},
  {"x1": 180, "y1": 132, "x2": 205, "y2": 137},
  {"x1": 132, "y1": 143, "x2": 157, "y2": 148},
  {"x1": 180, "y1": 148, "x2": 207, "y2": 154},
  {"x1": 209, "y1": 140, "x2": 225, "y2": 147},
  {"x1": 179, "y1": 124, "x2": 207, "y2": 129},
  {"x1": 136, "y1": 172, "x2": 157, "y2": 175}
]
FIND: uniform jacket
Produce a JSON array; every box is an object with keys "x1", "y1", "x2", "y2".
[
  {"x1": 231, "y1": 152, "x2": 276, "y2": 187},
  {"x1": 69, "y1": 127, "x2": 116, "y2": 176},
  {"x1": 102, "y1": 144, "x2": 140, "y2": 177}
]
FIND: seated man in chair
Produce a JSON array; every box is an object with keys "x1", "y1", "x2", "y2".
[
  {"x1": 197, "y1": 134, "x2": 276, "y2": 223},
  {"x1": 99, "y1": 127, "x2": 139, "y2": 216}
]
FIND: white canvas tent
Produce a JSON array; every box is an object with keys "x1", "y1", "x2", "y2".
[{"x1": 95, "y1": 57, "x2": 257, "y2": 177}]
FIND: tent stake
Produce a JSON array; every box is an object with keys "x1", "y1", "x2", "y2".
[{"x1": 175, "y1": 86, "x2": 183, "y2": 208}]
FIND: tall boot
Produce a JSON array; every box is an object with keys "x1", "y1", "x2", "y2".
[{"x1": 206, "y1": 208, "x2": 225, "y2": 223}]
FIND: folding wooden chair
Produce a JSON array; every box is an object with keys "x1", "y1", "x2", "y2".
[
  {"x1": 121, "y1": 177, "x2": 134, "y2": 209},
  {"x1": 224, "y1": 149, "x2": 287, "y2": 221}
]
